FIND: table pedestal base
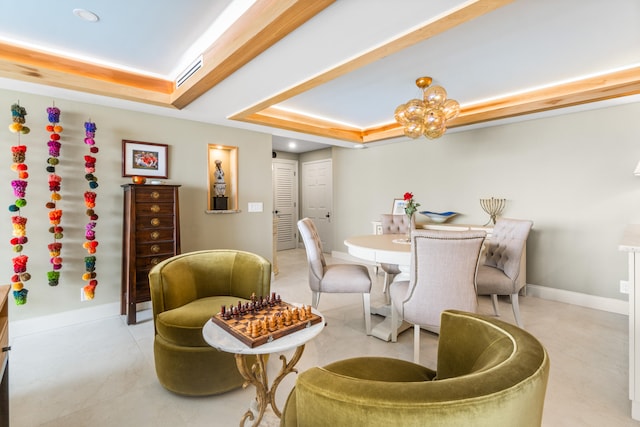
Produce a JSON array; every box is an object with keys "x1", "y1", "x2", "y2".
[
  {"x1": 235, "y1": 345, "x2": 305, "y2": 427},
  {"x1": 371, "y1": 303, "x2": 411, "y2": 341}
]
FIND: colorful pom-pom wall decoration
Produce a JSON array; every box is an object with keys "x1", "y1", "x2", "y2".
[
  {"x1": 45, "y1": 106, "x2": 64, "y2": 285},
  {"x1": 8, "y1": 103, "x2": 31, "y2": 305},
  {"x1": 81, "y1": 121, "x2": 99, "y2": 300}
]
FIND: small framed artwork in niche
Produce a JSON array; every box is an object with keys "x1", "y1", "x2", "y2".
[
  {"x1": 122, "y1": 140, "x2": 168, "y2": 178},
  {"x1": 208, "y1": 144, "x2": 238, "y2": 212}
]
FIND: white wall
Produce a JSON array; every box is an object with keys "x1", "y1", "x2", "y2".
[
  {"x1": 332, "y1": 102, "x2": 640, "y2": 302},
  {"x1": 0, "y1": 89, "x2": 274, "y2": 322}
]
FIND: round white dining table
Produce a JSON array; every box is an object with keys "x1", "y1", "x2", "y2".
[
  {"x1": 344, "y1": 233, "x2": 411, "y2": 266},
  {"x1": 344, "y1": 234, "x2": 411, "y2": 341}
]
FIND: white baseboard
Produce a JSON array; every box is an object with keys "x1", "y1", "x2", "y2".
[
  {"x1": 10, "y1": 302, "x2": 122, "y2": 339},
  {"x1": 332, "y1": 250, "x2": 629, "y2": 316},
  {"x1": 526, "y1": 284, "x2": 628, "y2": 315}
]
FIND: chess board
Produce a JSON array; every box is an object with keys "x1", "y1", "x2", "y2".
[{"x1": 210, "y1": 301, "x2": 322, "y2": 348}]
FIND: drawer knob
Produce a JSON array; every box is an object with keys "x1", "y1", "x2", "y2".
[
  {"x1": 150, "y1": 218, "x2": 160, "y2": 226},
  {"x1": 150, "y1": 245, "x2": 160, "y2": 253},
  {"x1": 150, "y1": 204, "x2": 160, "y2": 213},
  {"x1": 150, "y1": 231, "x2": 160, "y2": 240},
  {"x1": 151, "y1": 191, "x2": 160, "y2": 199},
  {"x1": 151, "y1": 257, "x2": 160, "y2": 265}
]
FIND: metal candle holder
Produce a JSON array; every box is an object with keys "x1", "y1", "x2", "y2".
[{"x1": 479, "y1": 197, "x2": 506, "y2": 225}]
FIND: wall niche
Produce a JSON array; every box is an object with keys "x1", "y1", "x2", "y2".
[{"x1": 207, "y1": 144, "x2": 238, "y2": 213}]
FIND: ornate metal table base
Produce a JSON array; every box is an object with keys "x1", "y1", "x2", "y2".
[{"x1": 235, "y1": 344, "x2": 305, "y2": 427}]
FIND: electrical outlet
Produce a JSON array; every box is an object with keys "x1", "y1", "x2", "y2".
[{"x1": 620, "y1": 280, "x2": 630, "y2": 294}]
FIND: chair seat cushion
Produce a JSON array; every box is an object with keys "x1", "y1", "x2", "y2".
[
  {"x1": 476, "y1": 264, "x2": 514, "y2": 294},
  {"x1": 323, "y1": 357, "x2": 435, "y2": 382},
  {"x1": 156, "y1": 295, "x2": 249, "y2": 347},
  {"x1": 320, "y1": 264, "x2": 371, "y2": 293}
]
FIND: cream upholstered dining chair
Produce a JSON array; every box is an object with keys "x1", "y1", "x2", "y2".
[
  {"x1": 476, "y1": 217, "x2": 533, "y2": 328},
  {"x1": 297, "y1": 218, "x2": 372, "y2": 335},
  {"x1": 390, "y1": 229, "x2": 486, "y2": 363},
  {"x1": 379, "y1": 214, "x2": 411, "y2": 302}
]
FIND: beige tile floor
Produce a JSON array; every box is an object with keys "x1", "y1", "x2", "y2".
[{"x1": 8, "y1": 248, "x2": 636, "y2": 426}]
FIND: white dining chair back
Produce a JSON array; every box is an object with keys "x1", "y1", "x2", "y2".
[
  {"x1": 476, "y1": 218, "x2": 533, "y2": 327},
  {"x1": 298, "y1": 218, "x2": 372, "y2": 335},
  {"x1": 390, "y1": 229, "x2": 486, "y2": 363}
]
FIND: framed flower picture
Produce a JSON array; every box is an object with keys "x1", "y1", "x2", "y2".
[{"x1": 122, "y1": 140, "x2": 168, "y2": 178}]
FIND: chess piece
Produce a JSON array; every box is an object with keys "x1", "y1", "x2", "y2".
[
  {"x1": 283, "y1": 309, "x2": 292, "y2": 326},
  {"x1": 251, "y1": 321, "x2": 260, "y2": 338},
  {"x1": 276, "y1": 313, "x2": 284, "y2": 329},
  {"x1": 292, "y1": 308, "x2": 299, "y2": 322},
  {"x1": 305, "y1": 305, "x2": 312, "y2": 317},
  {"x1": 299, "y1": 307, "x2": 306, "y2": 321},
  {"x1": 268, "y1": 316, "x2": 276, "y2": 332}
]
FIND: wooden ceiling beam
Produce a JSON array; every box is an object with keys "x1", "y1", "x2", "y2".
[
  {"x1": 243, "y1": 107, "x2": 364, "y2": 142},
  {"x1": 0, "y1": 41, "x2": 173, "y2": 106},
  {"x1": 451, "y1": 66, "x2": 640, "y2": 127},
  {"x1": 171, "y1": 0, "x2": 335, "y2": 109}
]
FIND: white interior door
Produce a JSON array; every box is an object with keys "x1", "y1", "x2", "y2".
[
  {"x1": 302, "y1": 159, "x2": 333, "y2": 252},
  {"x1": 272, "y1": 159, "x2": 298, "y2": 250}
]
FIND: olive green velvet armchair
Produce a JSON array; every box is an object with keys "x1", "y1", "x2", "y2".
[
  {"x1": 149, "y1": 249, "x2": 271, "y2": 396},
  {"x1": 281, "y1": 310, "x2": 549, "y2": 427}
]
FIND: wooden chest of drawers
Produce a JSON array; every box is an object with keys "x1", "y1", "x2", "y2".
[{"x1": 121, "y1": 184, "x2": 181, "y2": 324}]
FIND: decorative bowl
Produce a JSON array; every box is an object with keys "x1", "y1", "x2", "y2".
[
  {"x1": 419, "y1": 211, "x2": 459, "y2": 223},
  {"x1": 131, "y1": 176, "x2": 147, "y2": 185}
]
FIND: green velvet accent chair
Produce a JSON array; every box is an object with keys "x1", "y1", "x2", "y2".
[
  {"x1": 281, "y1": 310, "x2": 549, "y2": 427},
  {"x1": 149, "y1": 249, "x2": 271, "y2": 396}
]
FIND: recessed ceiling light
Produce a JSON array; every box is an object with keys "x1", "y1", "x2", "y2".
[
  {"x1": 288, "y1": 142, "x2": 297, "y2": 149},
  {"x1": 73, "y1": 8, "x2": 99, "y2": 23}
]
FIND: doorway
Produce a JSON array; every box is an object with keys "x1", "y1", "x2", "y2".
[
  {"x1": 301, "y1": 159, "x2": 333, "y2": 253},
  {"x1": 272, "y1": 159, "x2": 299, "y2": 250}
]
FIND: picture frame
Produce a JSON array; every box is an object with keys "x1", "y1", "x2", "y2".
[
  {"x1": 122, "y1": 140, "x2": 168, "y2": 178},
  {"x1": 392, "y1": 198, "x2": 407, "y2": 215}
]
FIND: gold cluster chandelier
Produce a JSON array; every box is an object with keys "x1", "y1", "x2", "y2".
[{"x1": 394, "y1": 76, "x2": 460, "y2": 139}]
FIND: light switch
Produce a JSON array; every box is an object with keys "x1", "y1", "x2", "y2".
[{"x1": 248, "y1": 202, "x2": 263, "y2": 212}]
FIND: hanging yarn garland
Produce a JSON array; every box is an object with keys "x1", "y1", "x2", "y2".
[
  {"x1": 8, "y1": 103, "x2": 31, "y2": 305},
  {"x1": 45, "y1": 106, "x2": 64, "y2": 286},
  {"x1": 82, "y1": 121, "x2": 99, "y2": 300}
]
